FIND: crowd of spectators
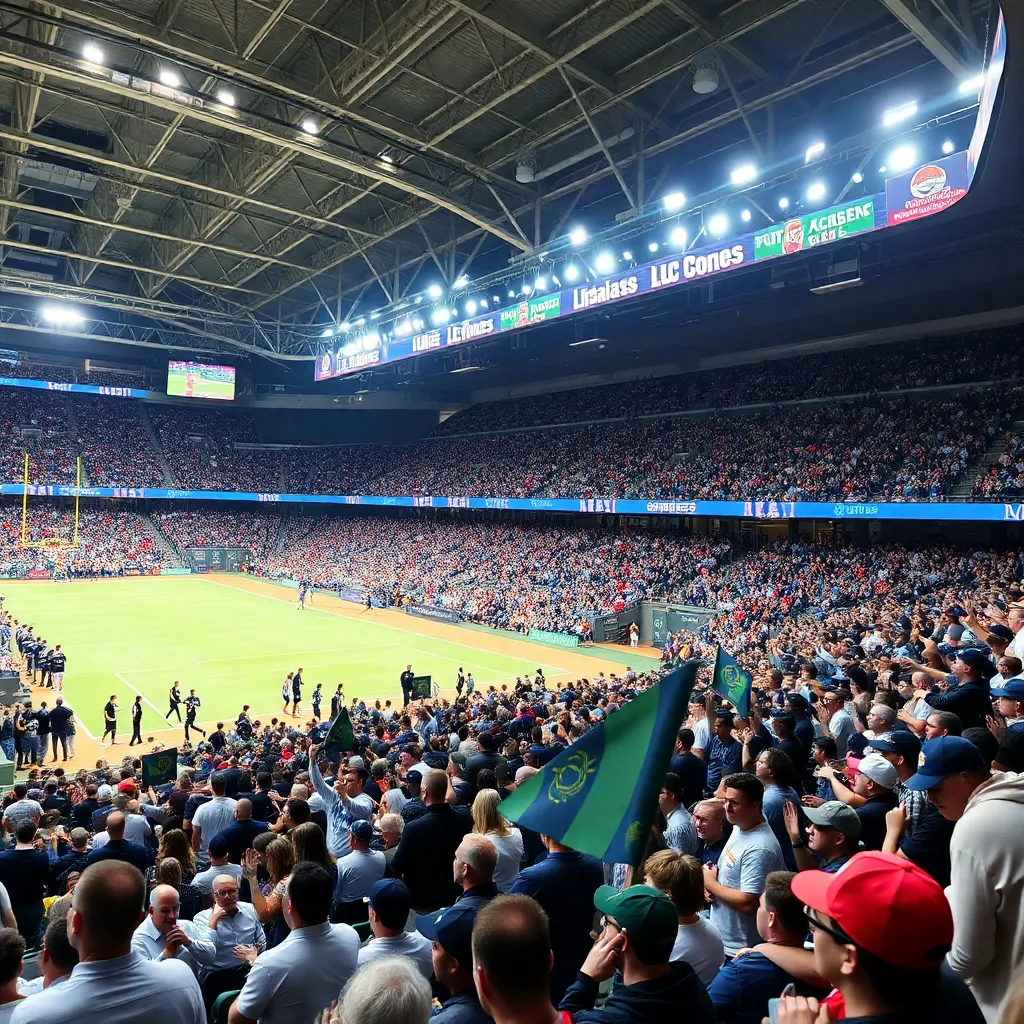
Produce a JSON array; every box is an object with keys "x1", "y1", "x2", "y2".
[{"x1": 152, "y1": 510, "x2": 281, "y2": 560}]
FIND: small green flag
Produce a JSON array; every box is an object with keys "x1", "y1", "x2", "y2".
[
  {"x1": 498, "y1": 662, "x2": 697, "y2": 866},
  {"x1": 141, "y1": 748, "x2": 178, "y2": 788},
  {"x1": 324, "y1": 707, "x2": 355, "y2": 750},
  {"x1": 711, "y1": 648, "x2": 752, "y2": 718}
]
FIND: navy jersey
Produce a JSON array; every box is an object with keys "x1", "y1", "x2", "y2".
[{"x1": 184, "y1": 694, "x2": 201, "y2": 717}]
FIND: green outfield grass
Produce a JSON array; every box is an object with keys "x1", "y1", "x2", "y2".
[{"x1": 3, "y1": 576, "x2": 568, "y2": 738}]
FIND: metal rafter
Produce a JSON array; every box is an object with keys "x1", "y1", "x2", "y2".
[{"x1": 875, "y1": 0, "x2": 971, "y2": 75}]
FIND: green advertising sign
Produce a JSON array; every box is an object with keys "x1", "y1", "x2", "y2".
[
  {"x1": 527, "y1": 627, "x2": 580, "y2": 648},
  {"x1": 499, "y1": 294, "x2": 562, "y2": 331},
  {"x1": 753, "y1": 200, "x2": 875, "y2": 260}
]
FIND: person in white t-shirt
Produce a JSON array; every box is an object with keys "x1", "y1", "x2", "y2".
[
  {"x1": 644, "y1": 848, "x2": 724, "y2": 987},
  {"x1": 190, "y1": 774, "x2": 237, "y2": 870},
  {"x1": 471, "y1": 791, "x2": 523, "y2": 893},
  {"x1": 190, "y1": 837, "x2": 243, "y2": 896},
  {"x1": 703, "y1": 772, "x2": 786, "y2": 956}
]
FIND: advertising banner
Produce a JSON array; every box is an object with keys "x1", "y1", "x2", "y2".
[
  {"x1": 754, "y1": 200, "x2": 876, "y2": 260},
  {"x1": 411, "y1": 675, "x2": 432, "y2": 698},
  {"x1": 885, "y1": 151, "x2": 970, "y2": 226},
  {"x1": 527, "y1": 628, "x2": 580, "y2": 648},
  {"x1": 26, "y1": 569, "x2": 50, "y2": 579},
  {"x1": 314, "y1": 350, "x2": 335, "y2": 381},
  {"x1": 336, "y1": 587, "x2": 365, "y2": 603},
  {"x1": 405, "y1": 603, "x2": 462, "y2": 624},
  {"x1": 160, "y1": 567, "x2": 192, "y2": 575},
  {"x1": 0, "y1": 376, "x2": 152, "y2": 398}
]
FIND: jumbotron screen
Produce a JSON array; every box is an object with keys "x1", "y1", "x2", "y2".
[{"x1": 167, "y1": 360, "x2": 235, "y2": 401}]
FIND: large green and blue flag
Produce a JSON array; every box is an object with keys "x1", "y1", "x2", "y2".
[
  {"x1": 324, "y1": 707, "x2": 355, "y2": 750},
  {"x1": 141, "y1": 747, "x2": 178, "y2": 788},
  {"x1": 711, "y1": 648, "x2": 752, "y2": 718},
  {"x1": 498, "y1": 662, "x2": 698, "y2": 866}
]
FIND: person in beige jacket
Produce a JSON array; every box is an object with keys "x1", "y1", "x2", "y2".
[{"x1": 905, "y1": 735, "x2": 1024, "y2": 1023}]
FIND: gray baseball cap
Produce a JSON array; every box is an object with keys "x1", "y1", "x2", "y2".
[{"x1": 801, "y1": 800, "x2": 862, "y2": 839}]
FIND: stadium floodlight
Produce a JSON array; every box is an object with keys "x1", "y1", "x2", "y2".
[
  {"x1": 708, "y1": 214, "x2": 728, "y2": 235},
  {"x1": 370, "y1": 312, "x2": 381, "y2": 320},
  {"x1": 594, "y1": 252, "x2": 616, "y2": 274},
  {"x1": 454, "y1": 275, "x2": 469, "y2": 289},
  {"x1": 508, "y1": 289, "x2": 515, "y2": 298},
  {"x1": 740, "y1": 209, "x2": 751, "y2": 223},
  {"x1": 431, "y1": 308, "x2": 451, "y2": 325},
  {"x1": 521, "y1": 284, "x2": 532, "y2": 295},
  {"x1": 805, "y1": 141, "x2": 826, "y2": 163},
  {"x1": 465, "y1": 300, "x2": 477, "y2": 316},
  {"x1": 216, "y1": 89, "x2": 235, "y2": 106},
  {"x1": 942, "y1": 139, "x2": 955, "y2": 154},
  {"x1": 882, "y1": 101, "x2": 917, "y2": 127},
  {"x1": 778, "y1": 196, "x2": 790, "y2": 210},
  {"x1": 851, "y1": 172, "x2": 864, "y2": 183},
  {"x1": 569, "y1": 226, "x2": 587, "y2": 246},
  {"x1": 670, "y1": 227, "x2": 687, "y2": 248},
  {"x1": 479, "y1": 298, "x2": 488, "y2": 309},
  {"x1": 648, "y1": 241, "x2": 659, "y2": 253},
  {"x1": 806, "y1": 182, "x2": 827, "y2": 203},
  {"x1": 493, "y1": 295, "x2": 501, "y2": 303},
  {"x1": 158, "y1": 68, "x2": 181, "y2": 88},
  {"x1": 959, "y1": 73, "x2": 984, "y2": 93},
  {"x1": 340, "y1": 322, "x2": 351, "y2": 331},
  {"x1": 354, "y1": 318, "x2": 365, "y2": 326},
  {"x1": 395, "y1": 320, "x2": 413, "y2": 336},
  {"x1": 379, "y1": 151, "x2": 394, "y2": 164},
  {"x1": 889, "y1": 144, "x2": 917, "y2": 173},
  {"x1": 535, "y1": 276, "x2": 547, "y2": 291},
  {"x1": 730, "y1": 163, "x2": 758, "y2": 186},
  {"x1": 320, "y1": 327, "x2": 334, "y2": 337},
  {"x1": 662, "y1": 191, "x2": 686, "y2": 212},
  {"x1": 621, "y1": 250, "x2": 633, "y2": 262},
  {"x1": 40, "y1": 305, "x2": 85, "y2": 328},
  {"x1": 300, "y1": 117, "x2": 319, "y2": 135},
  {"x1": 427, "y1": 283, "x2": 443, "y2": 299},
  {"x1": 564, "y1": 263, "x2": 580, "y2": 282},
  {"x1": 82, "y1": 43, "x2": 105, "y2": 64}
]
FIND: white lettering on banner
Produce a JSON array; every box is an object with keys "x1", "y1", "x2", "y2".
[
  {"x1": 412, "y1": 330, "x2": 442, "y2": 352},
  {"x1": 807, "y1": 203, "x2": 872, "y2": 235},
  {"x1": 646, "y1": 501, "x2": 697, "y2": 514},
  {"x1": 572, "y1": 274, "x2": 639, "y2": 310},
  {"x1": 1005, "y1": 504, "x2": 1024, "y2": 521},
  {"x1": 446, "y1": 318, "x2": 495, "y2": 344},
  {"x1": 682, "y1": 245, "x2": 745, "y2": 279},
  {"x1": 338, "y1": 351, "x2": 380, "y2": 371}
]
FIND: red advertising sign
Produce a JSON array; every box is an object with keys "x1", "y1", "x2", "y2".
[
  {"x1": 885, "y1": 151, "x2": 969, "y2": 226},
  {"x1": 27, "y1": 569, "x2": 50, "y2": 579}
]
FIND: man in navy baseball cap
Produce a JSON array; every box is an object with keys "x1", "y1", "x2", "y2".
[
  {"x1": 991, "y1": 678, "x2": 1024, "y2": 733},
  {"x1": 905, "y1": 736, "x2": 986, "y2": 797}
]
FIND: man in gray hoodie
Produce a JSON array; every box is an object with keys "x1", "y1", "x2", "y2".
[{"x1": 906, "y1": 735, "x2": 1024, "y2": 1023}]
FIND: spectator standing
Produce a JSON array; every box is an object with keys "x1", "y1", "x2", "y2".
[
  {"x1": 191, "y1": 836, "x2": 243, "y2": 897},
  {"x1": 906, "y1": 735, "x2": 1024, "y2": 1022},
  {"x1": 308, "y1": 749, "x2": 374, "y2": 858},
  {"x1": 508, "y1": 835, "x2": 603, "y2": 1003},
  {"x1": 559, "y1": 884, "x2": 714, "y2": 1024},
  {"x1": 47, "y1": 700, "x2": 72, "y2": 763},
  {"x1": 334, "y1": 820, "x2": 385, "y2": 923},
  {"x1": 659, "y1": 774, "x2": 697, "y2": 855},
  {"x1": 753, "y1": 749, "x2": 801, "y2": 870},
  {"x1": 786, "y1": 801, "x2": 861, "y2": 873},
  {"x1": 0, "y1": 822, "x2": 49, "y2": 943},
  {"x1": 692, "y1": 799, "x2": 730, "y2": 866},
  {"x1": 668, "y1": 728, "x2": 707, "y2": 808},
  {"x1": 85, "y1": 813, "x2": 148, "y2": 874},
  {"x1": 470, "y1": 791, "x2": 523, "y2": 893},
  {"x1": 851, "y1": 753, "x2": 899, "y2": 851},
  {"x1": 358, "y1": 879, "x2": 432, "y2": 977},
  {"x1": 703, "y1": 773, "x2": 786, "y2": 957},
  {"x1": 10, "y1": 860, "x2": 205, "y2": 1024},
  {"x1": 706, "y1": 712, "x2": 744, "y2": 796},
  {"x1": 423, "y1": 899, "x2": 493, "y2": 1024},
  {"x1": 211, "y1": 800, "x2": 269, "y2": 865},
  {"x1": 190, "y1": 773, "x2": 237, "y2": 870},
  {"x1": 227, "y1": 863, "x2": 358, "y2": 1024}
]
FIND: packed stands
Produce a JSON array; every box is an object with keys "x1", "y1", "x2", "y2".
[{"x1": 152, "y1": 508, "x2": 281, "y2": 559}]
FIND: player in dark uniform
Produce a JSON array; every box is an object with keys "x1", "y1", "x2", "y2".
[
  {"x1": 102, "y1": 695, "x2": 118, "y2": 746},
  {"x1": 291, "y1": 669, "x2": 303, "y2": 717},
  {"x1": 330, "y1": 685, "x2": 343, "y2": 719},
  {"x1": 184, "y1": 688, "x2": 206, "y2": 742},
  {"x1": 400, "y1": 665, "x2": 415, "y2": 707},
  {"x1": 129, "y1": 696, "x2": 143, "y2": 746},
  {"x1": 166, "y1": 681, "x2": 183, "y2": 722},
  {"x1": 311, "y1": 683, "x2": 323, "y2": 720}
]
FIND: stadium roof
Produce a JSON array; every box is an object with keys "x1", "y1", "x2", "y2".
[{"x1": 0, "y1": 0, "x2": 997, "y2": 362}]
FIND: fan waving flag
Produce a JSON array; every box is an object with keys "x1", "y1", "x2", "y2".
[
  {"x1": 498, "y1": 662, "x2": 698, "y2": 866},
  {"x1": 711, "y1": 648, "x2": 752, "y2": 718},
  {"x1": 324, "y1": 707, "x2": 355, "y2": 750},
  {"x1": 141, "y1": 748, "x2": 178, "y2": 788}
]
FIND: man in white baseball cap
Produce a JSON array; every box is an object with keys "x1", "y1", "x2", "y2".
[{"x1": 849, "y1": 752, "x2": 898, "y2": 851}]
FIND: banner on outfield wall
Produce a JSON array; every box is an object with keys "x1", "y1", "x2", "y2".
[
  {"x1": 160, "y1": 567, "x2": 192, "y2": 575},
  {"x1": 885, "y1": 151, "x2": 970, "y2": 226},
  {"x1": 527, "y1": 628, "x2": 580, "y2": 648},
  {"x1": 405, "y1": 603, "x2": 462, "y2": 624},
  {"x1": 26, "y1": 569, "x2": 50, "y2": 579},
  {"x1": 336, "y1": 587, "x2": 365, "y2": 603}
]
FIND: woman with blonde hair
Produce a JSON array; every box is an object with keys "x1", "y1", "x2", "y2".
[
  {"x1": 243, "y1": 837, "x2": 293, "y2": 947},
  {"x1": 644, "y1": 848, "x2": 724, "y2": 985},
  {"x1": 471, "y1": 788, "x2": 523, "y2": 892}
]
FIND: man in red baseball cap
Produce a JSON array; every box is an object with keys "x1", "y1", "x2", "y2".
[{"x1": 777, "y1": 851, "x2": 984, "y2": 1024}]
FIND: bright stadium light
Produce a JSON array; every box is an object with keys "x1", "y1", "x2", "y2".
[
  {"x1": 670, "y1": 226, "x2": 687, "y2": 248},
  {"x1": 40, "y1": 305, "x2": 85, "y2": 328},
  {"x1": 216, "y1": 89, "x2": 236, "y2": 106},
  {"x1": 595, "y1": 252, "x2": 616, "y2": 274},
  {"x1": 889, "y1": 144, "x2": 917, "y2": 172},
  {"x1": 340, "y1": 322, "x2": 351, "y2": 332},
  {"x1": 882, "y1": 101, "x2": 917, "y2": 127},
  {"x1": 740, "y1": 209, "x2": 751, "y2": 222},
  {"x1": 479, "y1": 298, "x2": 488, "y2": 309},
  {"x1": 621, "y1": 251, "x2": 632, "y2": 262},
  {"x1": 806, "y1": 181, "x2": 827, "y2": 203},
  {"x1": 300, "y1": 117, "x2": 319, "y2": 135},
  {"x1": 464, "y1": 300, "x2": 477, "y2": 316},
  {"x1": 851, "y1": 172, "x2": 864, "y2": 183},
  {"x1": 427, "y1": 283, "x2": 443, "y2": 299},
  {"x1": 535, "y1": 276, "x2": 547, "y2": 291},
  {"x1": 778, "y1": 196, "x2": 790, "y2": 210},
  {"x1": 431, "y1": 308, "x2": 451, "y2": 325},
  {"x1": 569, "y1": 226, "x2": 587, "y2": 246},
  {"x1": 959, "y1": 73, "x2": 984, "y2": 93},
  {"x1": 82, "y1": 43, "x2": 105, "y2": 64},
  {"x1": 942, "y1": 139, "x2": 955, "y2": 154},
  {"x1": 158, "y1": 68, "x2": 181, "y2": 88},
  {"x1": 454, "y1": 275, "x2": 469, "y2": 288},
  {"x1": 805, "y1": 141, "x2": 826, "y2": 163},
  {"x1": 564, "y1": 263, "x2": 580, "y2": 282},
  {"x1": 730, "y1": 163, "x2": 757, "y2": 186},
  {"x1": 662, "y1": 191, "x2": 686, "y2": 212},
  {"x1": 320, "y1": 327, "x2": 335, "y2": 337},
  {"x1": 708, "y1": 214, "x2": 728, "y2": 236},
  {"x1": 507, "y1": 289, "x2": 515, "y2": 298},
  {"x1": 648, "y1": 241, "x2": 659, "y2": 253}
]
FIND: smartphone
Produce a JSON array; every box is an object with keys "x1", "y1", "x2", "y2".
[{"x1": 767, "y1": 983, "x2": 797, "y2": 1024}]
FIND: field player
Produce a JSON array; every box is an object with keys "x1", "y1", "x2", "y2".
[
  {"x1": 49, "y1": 645, "x2": 66, "y2": 692},
  {"x1": 297, "y1": 582, "x2": 307, "y2": 610},
  {"x1": 184, "y1": 688, "x2": 206, "y2": 741},
  {"x1": 102, "y1": 694, "x2": 118, "y2": 746},
  {"x1": 291, "y1": 668, "x2": 303, "y2": 717},
  {"x1": 166, "y1": 681, "x2": 183, "y2": 722}
]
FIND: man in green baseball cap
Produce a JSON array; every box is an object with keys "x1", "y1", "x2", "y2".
[{"x1": 558, "y1": 884, "x2": 713, "y2": 1023}]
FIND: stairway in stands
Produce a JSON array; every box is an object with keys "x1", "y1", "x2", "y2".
[
  {"x1": 138, "y1": 403, "x2": 177, "y2": 486},
  {"x1": 143, "y1": 515, "x2": 185, "y2": 567},
  {"x1": 951, "y1": 419, "x2": 1024, "y2": 497}
]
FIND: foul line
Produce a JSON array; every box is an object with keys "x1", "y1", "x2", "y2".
[{"x1": 114, "y1": 671, "x2": 174, "y2": 723}]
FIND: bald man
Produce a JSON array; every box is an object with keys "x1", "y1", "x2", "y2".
[
  {"x1": 211, "y1": 799, "x2": 270, "y2": 865},
  {"x1": 10, "y1": 860, "x2": 204, "y2": 1024},
  {"x1": 131, "y1": 885, "x2": 216, "y2": 976},
  {"x1": 84, "y1": 812, "x2": 149, "y2": 873}
]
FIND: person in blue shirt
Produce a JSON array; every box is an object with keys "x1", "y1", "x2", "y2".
[
  {"x1": 708, "y1": 871, "x2": 823, "y2": 1023},
  {"x1": 706, "y1": 712, "x2": 743, "y2": 796},
  {"x1": 668, "y1": 728, "x2": 708, "y2": 808}
]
